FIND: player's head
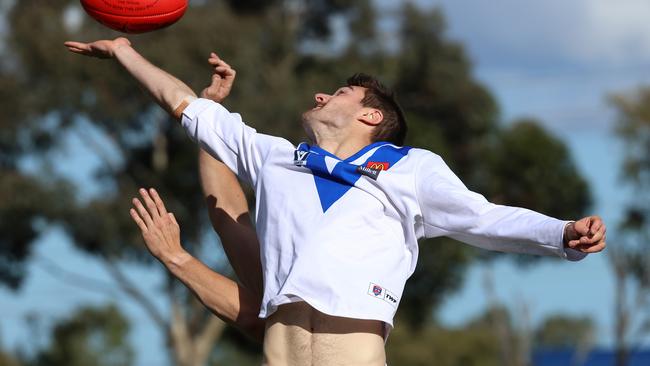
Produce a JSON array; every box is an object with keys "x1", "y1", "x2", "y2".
[{"x1": 302, "y1": 73, "x2": 407, "y2": 146}]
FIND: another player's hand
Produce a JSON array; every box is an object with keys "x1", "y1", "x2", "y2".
[
  {"x1": 200, "y1": 53, "x2": 236, "y2": 102},
  {"x1": 129, "y1": 188, "x2": 189, "y2": 264},
  {"x1": 563, "y1": 216, "x2": 606, "y2": 253},
  {"x1": 64, "y1": 37, "x2": 132, "y2": 59}
]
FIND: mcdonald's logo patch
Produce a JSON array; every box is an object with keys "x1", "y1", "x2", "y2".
[{"x1": 366, "y1": 162, "x2": 390, "y2": 171}]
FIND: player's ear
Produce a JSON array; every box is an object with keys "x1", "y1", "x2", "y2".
[{"x1": 357, "y1": 108, "x2": 383, "y2": 126}]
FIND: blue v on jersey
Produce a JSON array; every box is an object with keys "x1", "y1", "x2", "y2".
[{"x1": 182, "y1": 99, "x2": 586, "y2": 329}]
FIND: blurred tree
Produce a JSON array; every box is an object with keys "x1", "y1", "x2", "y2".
[
  {"x1": 609, "y1": 88, "x2": 650, "y2": 366},
  {"x1": 0, "y1": 0, "x2": 591, "y2": 364},
  {"x1": 534, "y1": 314, "x2": 595, "y2": 349},
  {"x1": 0, "y1": 326, "x2": 24, "y2": 366},
  {"x1": 27, "y1": 304, "x2": 133, "y2": 366},
  {"x1": 387, "y1": 306, "x2": 524, "y2": 366}
]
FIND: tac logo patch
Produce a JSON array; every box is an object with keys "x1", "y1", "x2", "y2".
[
  {"x1": 367, "y1": 282, "x2": 399, "y2": 308},
  {"x1": 366, "y1": 161, "x2": 390, "y2": 171}
]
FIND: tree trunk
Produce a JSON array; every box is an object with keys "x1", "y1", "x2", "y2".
[
  {"x1": 167, "y1": 283, "x2": 227, "y2": 366},
  {"x1": 613, "y1": 253, "x2": 629, "y2": 366}
]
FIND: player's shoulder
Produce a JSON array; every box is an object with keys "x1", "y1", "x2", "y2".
[{"x1": 387, "y1": 145, "x2": 446, "y2": 167}]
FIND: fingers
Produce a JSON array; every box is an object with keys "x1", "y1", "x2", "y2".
[
  {"x1": 132, "y1": 197, "x2": 153, "y2": 226},
  {"x1": 129, "y1": 208, "x2": 148, "y2": 232},
  {"x1": 169, "y1": 212, "x2": 179, "y2": 226},
  {"x1": 575, "y1": 237, "x2": 606, "y2": 253},
  {"x1": 589, "y1": 217, "x2": 603, "y2": 235},
  {"x1": 139, "y1": 188, "x2": 161, "y2": 219},
  {"x1": 64, "y1": 41, "x2": 89, "y2": 49},
  {"x1": 207, "y1": 53, "x2": 236, "y2": 77},
  {"x1": 130, "y1": 188, "x2": 178, "y2": 231},
  {"x1": 585, "y1": 239, "x2": 606, "y2": 253},
  {"x1": 149, "y1": 188, "x2": 168, "y2": 216},
  {"x1": 64, "y1": 41, "x2": 91, "y2": 54}
]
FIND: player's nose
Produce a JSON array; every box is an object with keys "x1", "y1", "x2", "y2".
[{"x1": 314, "y1": 93, "x2": 330, "y2": 106}]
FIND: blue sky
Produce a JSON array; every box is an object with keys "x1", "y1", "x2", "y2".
[{"x1": 2, "y1": 1, "x2": 650, "y2": 364}]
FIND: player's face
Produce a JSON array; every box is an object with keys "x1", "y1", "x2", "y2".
[{"x1": 302, "y1": 85, "x2": 367, "y2": 135}]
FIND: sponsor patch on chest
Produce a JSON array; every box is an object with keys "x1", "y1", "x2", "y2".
[
  {"x1": 366, "y1": 161, "x2": 390, "y2": 171},
  {"x1": 367, "y1": 282, "x2": 399, "y2": 308}
]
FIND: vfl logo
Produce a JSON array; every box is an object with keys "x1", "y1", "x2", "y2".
[
  {"x1": 294, "y1": 150, "x2": 309, "y2": 166},
  {"x1": 367, "y1": 282, "x2": 399, "y2": 308}
]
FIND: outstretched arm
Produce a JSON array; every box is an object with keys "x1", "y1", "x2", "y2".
[
  {"x1": 416, "y1": 152, "x2": 606, "y2": 259},
  {"x1": 64, "y1": 37, "x2": 195, "y2": 118},
  {"x1": 129, "y1": 188, "x2": 265, "y2": 342}
]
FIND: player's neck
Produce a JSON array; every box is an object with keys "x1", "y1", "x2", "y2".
[{"x1": 315, "y1": 136, "x2": 373, "y2": 160}]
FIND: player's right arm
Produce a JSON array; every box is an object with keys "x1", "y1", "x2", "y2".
[
  {"x1": 65, "y1": 37, "x2": 287, "y2": 186},
  {"x1": 64, "y1": 37, "x2": 195, "y2": 119}
]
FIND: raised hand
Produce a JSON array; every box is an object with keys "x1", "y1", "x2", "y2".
[
  {"x1": 200, "y1": 53, "x2": 236, "y2": 103},
  {"x1": 64, "y1": 37, "x2": 132, "y2": 59},
  {"x1": 564, "y1": 215, "x2": 606, "y2": 253},
  {"x1": 129, "y1": 188, "x2": 189, "y2": 264}
]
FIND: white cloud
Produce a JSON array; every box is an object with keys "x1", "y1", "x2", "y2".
[
  {"x1": 577, "y1": 0, "x2": 650, "y2": 62},
  {"x1": 413, "y1": 0, "x2": 650, "y2": 66}
]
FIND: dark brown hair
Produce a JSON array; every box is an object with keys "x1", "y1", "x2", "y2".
[{"x1": 347, "y1": 73, "x2": 407, "y2": 145}]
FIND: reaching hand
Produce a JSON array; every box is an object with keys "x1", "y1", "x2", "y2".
[
  {"x1": 200, "y1": 53, "x2": 236, "y2": 103},
  {"x1": 129, "y1": 188, "x2": 189, "y2": 264},
  {"x1": 64, "y1": 37, "x2": 132, "y2": 59},
  {"x1": 564, "y1": 215, "x2": 606, "y2": 253}
]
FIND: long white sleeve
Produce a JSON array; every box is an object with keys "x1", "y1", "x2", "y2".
[
  {"x1": 415, "y1": 152, "x2": 586, "y2": 261},
  {"x1": 181, "y1": 98, "x2": 291, "y2": 186}
]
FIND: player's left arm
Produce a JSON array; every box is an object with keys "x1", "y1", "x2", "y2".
[{"x1": 415, "y1": 153, "x2": 606, "y2": 259}]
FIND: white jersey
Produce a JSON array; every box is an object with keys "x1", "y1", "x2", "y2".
[{"x1": 182, "y1": 98, "x2": 585, "y2": 328}]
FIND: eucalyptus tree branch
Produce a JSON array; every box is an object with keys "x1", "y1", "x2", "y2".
[
  {"x1": 34, "y1": 253, "x2": 119, "y2": 297},
  {"x1": 194, "y1": 316, "x2": 227, "y2": 365},
  {"x1": 103, "y1": 257, "x2": 167, "y2": 330}
]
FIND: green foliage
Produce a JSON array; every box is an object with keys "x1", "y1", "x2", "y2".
[
  {"x1": 481, "y1": 119, "x2": 590, "y2": 219},
  {"x1": 387, "y1": 308, "x2": 505, "y2": 366},
  {"x1": 30, "y1": 304, "x2": 133, "y2": 366},
  {"x1": 534, "y1": 314, "x2": 594, "y2": 349},
  {"x1": 611, "y1": 88, "x2": 650, "y2": 231}
]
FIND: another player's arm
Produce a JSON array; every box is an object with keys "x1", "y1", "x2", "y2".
[
  {"x1": 64, "y1": 37, "x2": 195, "y2": 119},
  {"x1": 129, "y1": 188, "x2": 265, "y2": 342}
]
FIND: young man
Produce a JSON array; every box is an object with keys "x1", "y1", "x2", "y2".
[{"x1": 65, "y1": 37, "x2": 607, "y2": 366}]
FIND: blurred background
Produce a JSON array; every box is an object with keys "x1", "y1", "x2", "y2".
[{"x1": 1, "y1": 0, "x2": 649, "y2": 365}]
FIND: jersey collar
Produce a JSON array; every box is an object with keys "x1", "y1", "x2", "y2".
[{"x1": 306, "y1": 141, "x2": 391, "y2": 163}]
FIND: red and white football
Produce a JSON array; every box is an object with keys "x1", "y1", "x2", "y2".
[{"x1": 80, "y1": 0, "x2": 189, "y2": 34}]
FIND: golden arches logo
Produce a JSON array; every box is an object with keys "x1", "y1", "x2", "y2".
[{"x1": 366, "y1": 162, "x2": 389, "y2": 171}]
